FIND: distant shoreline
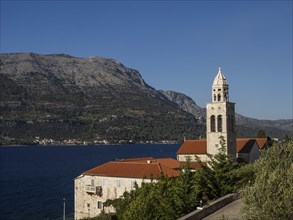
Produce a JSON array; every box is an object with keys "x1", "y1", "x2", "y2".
[{"x1": 0, "y1": 143, "x2": 179, "y2": 147}]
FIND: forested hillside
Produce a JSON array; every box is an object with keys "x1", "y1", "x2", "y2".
[
  {"x1": 0, "y1": 53, "x2": 291, "y2": 145},
  {"x1": 0, "y1": 53, "x2": 203, "y2": 144}
]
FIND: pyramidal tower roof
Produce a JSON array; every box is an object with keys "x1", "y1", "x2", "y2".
[{"x1": 213, "y1": 67, "x2": 228, "y2": 86}]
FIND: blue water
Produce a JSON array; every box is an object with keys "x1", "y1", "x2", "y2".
[{"x1": 0, "y1": 144, "x2": 179, "y2": 220}]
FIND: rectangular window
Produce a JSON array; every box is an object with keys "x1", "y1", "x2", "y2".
[
  {"x1": 91, "y1": 179, "x2": 94, "y2": 186},
  {"x1": 117, "y1": 179, "x2": 121, "y2": 187},
  {"x1": 131, "y1": 181, "x2": 136, "y2": 189},
  {"x1": 97, "y1": 201, "x2": 103, "y2": 209}
]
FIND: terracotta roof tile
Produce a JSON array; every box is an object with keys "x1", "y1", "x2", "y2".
[
  {"x1": 84, "y1": 158, "x2": 180, "y2": 179},
  {"x1": 176, "y1": 140, "x2": 207, "y2": 154},
  {"x1": 155, "y1": 158, "x2": 180, "y2": 169},
  {"x1": 119, "y1": 157, "x2": 180, "y2": 169},
  {"x1": 177, "y1": 138, "x2": 261, "y2": 155},
  {"x1": 254, "y1": 138, "x2": 269, "y2": 149},
  {"x1": 237, "y1": 138, "x2": 268, "y2": 149},
  {"x1": 236, "y1": 139, "x2": 258, "y2": 153},
  {"x1": 119, "y1": 157, "x2": 154, "y2": 162}
]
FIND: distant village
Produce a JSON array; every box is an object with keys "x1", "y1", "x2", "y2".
[{"x1": 34, "y1": 136, "x2": 177, "y2": 146}]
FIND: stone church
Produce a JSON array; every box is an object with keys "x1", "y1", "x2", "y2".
[
  {"x1": 177, "y1": 68, "x2": 262, "y2": 165},
  {"x1": 74, "y1": 68, "x2": 265, "y2": 219}
]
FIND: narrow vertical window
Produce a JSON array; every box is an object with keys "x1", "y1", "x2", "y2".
[
  {"x1": 97, "y1": 201, "x2": 103, "y2": 209},
  {"x1": 218, "y1": 94, "x2": 221, "y2": 102},
  {"x1": 211, "y1": 115, "x2": 216, "y2": 132},
  {"x1": 117, "y1": 179, "x2": 121, "y2": 187},
  {"x1": 91, "y1": 179, "x2": 94, "y2": 186},
  {"x1": 217, "y1": 115, "x2": 222, "y2": 132},
  {"x1": 214, "y1": 95, "x2": 216, "y2": 102}
]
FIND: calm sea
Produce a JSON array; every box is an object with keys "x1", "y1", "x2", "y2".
[{"x1": 0, "y1": 144, "x2": 179, "y2": 220}]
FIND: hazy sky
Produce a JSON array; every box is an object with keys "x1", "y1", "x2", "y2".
[{"x1": 1, "y1": 0, "x2": 292, "y2": 120}]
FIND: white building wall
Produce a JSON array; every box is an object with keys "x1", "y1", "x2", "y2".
[
  {"x1": 237, "y1": 153, "x2": 249, "y2": 162},
  {"x1": 177, "y1": 154, "x2": 208, "y2": 162},
  {"x1": 74, "y1": 175, "x2": 152, "y2": 220},
  {"x1": 237, "y1": 143, "x2": 260, "y2": 163},
  {"x1": 249, "y1": 143, "x2": 260, "y2": 162},
  {"x1": 206, "y1": 102, "x2": 236, "y2": 157}
]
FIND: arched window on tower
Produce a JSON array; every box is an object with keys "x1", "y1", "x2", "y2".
[
  {"x1": 218, "y1": 94, "x2": 221, "y2": 102},
  {"x1": 211, "y1": 115, "x2": 216, "y2": 132},
  {"x1": 214, "y1": 95, "x2": 216, "y2": 102},
  {"x1": 217, "y1": 115, "x2": 222, "y2": 132},
  {"x1": 224, "y1": 94, "x2": 227, "y2": 102}
]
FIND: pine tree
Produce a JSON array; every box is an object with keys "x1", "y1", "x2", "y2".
[{"x1": 194, "y1": 136, "x2": 241, "y2": 202}]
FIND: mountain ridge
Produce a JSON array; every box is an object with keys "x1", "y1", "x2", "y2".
[
  {"x1": 0, "y1": 53, "x2": 291, "y2": 144},
  {"x1": 0, "y1": 52, "x2": 202, "y2": 144},
  {"x1": 160, "y1": 90, "x2": 292, "y2": 138}
]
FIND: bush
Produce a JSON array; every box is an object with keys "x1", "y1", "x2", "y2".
[{"x1": 241, "y1": 141, "x2": 293, "y2": 220}]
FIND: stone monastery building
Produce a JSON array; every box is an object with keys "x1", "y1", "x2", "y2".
[
  {"x1": 74, "y1": 157, "x2": 180, "y2": 219},
  {"x1": 176, "y1": 68, "x2": 262, "y2": 166},
  {"x1": 74, "y1": 68, "x2": 265, "y2": 219}
]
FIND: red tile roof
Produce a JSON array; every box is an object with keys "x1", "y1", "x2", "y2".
[
  {"x1": 119, "y1": 157, "x2": 154, "y2": 162},
  {"x1": 237, "y1": 138, "x2": 268, "y2": 149},
  {"x1": 236, "y1": 139, "x2": 258, "y2": 153},
  {"x1": 177, "y1": 138, "x2": 262, "y2": 155},
  {"x1": 176, "y1": 140, "x2": 207, "y2": 154},
  {"x1": 119, "y1": 157, "x2": 180, "y2": 169},
  {"x1": 84, "y1": 158, "x2": 180, "y2": 179},
  {"x1": 255, "y1": 138, "x2": 269, "y2": 149}
]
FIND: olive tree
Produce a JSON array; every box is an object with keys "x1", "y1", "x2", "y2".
[{"x1": 241, "y1": 140, "x2": 293, "y2": 220}]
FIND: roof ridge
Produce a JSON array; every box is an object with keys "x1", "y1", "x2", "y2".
[
  {"x1": 110, "y1": 161, "x2": 158, "y2": 165},
  {"x1": 157, "y1": 163, "x2": 163, "y2": 173}
]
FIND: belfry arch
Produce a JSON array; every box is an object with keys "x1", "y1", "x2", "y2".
[{"x1": 206, "y1": 67, "x2": 236, "y2": 157}]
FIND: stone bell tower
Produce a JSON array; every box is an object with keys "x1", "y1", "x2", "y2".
[{"x1": 206, "y1": 68, "x2": 236, "y2": 157}]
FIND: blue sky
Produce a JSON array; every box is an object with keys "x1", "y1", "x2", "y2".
[{"x1": 1, "y1": 0, "x2": 292, "y2": 120}]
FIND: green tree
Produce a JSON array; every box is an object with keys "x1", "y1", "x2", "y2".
[
  {"x1": 241, "y1": 141, "x2": 293, "y2": 220},
  {"x1": 102, "y1": 137, "x2": 253, "y2": 219},
  {"x1": 104, "y1": 162, "x2": 199, "y2": 220},
  {"x1": 194, "y1": 136, "x2": 243, "y2": 203},
  {"x1": 172, "y1": 160, "x2": 199, "y2": 216},
  {"x1": 257, "y1": 129, "x2": 266, "y2": 138},
  {"x1": 284, "y1": 134, "x2": 292, "y2": 143}
]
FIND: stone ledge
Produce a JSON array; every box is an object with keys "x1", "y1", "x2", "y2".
[{"x1": 178, "y1": 192, "x2": 239, "y2": 220}]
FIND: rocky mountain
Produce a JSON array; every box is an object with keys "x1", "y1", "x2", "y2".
[
  {"x1": 160, "y1": 90, "x2": 292, "y2": 139},
  {"x1": 159, "y1": 90, "x2": 205, "y2": 120},
  {"x1": 0, "y1": 53, "x2": 203, "y2": 144},
  {"x1": 235, "y1": 114, "x2": 292, "y2": 131},
  {"x1": 0, "y1": 53, "x2": 291, "y2": 145}
]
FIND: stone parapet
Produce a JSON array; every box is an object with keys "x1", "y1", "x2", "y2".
[{"x1": 178, "y1": 193, "x2": 239, "y2": 220}]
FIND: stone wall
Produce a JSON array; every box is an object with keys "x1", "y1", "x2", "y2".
[
  {"x1": 178, "y1": 193, "x2": 239, "y2": 220},
  {"x1": 74, "y1": 174, "x2": 152, "y2": 220},
  {"x1": 177, "y1": 154, "x2": 208, "y2": 162}
]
